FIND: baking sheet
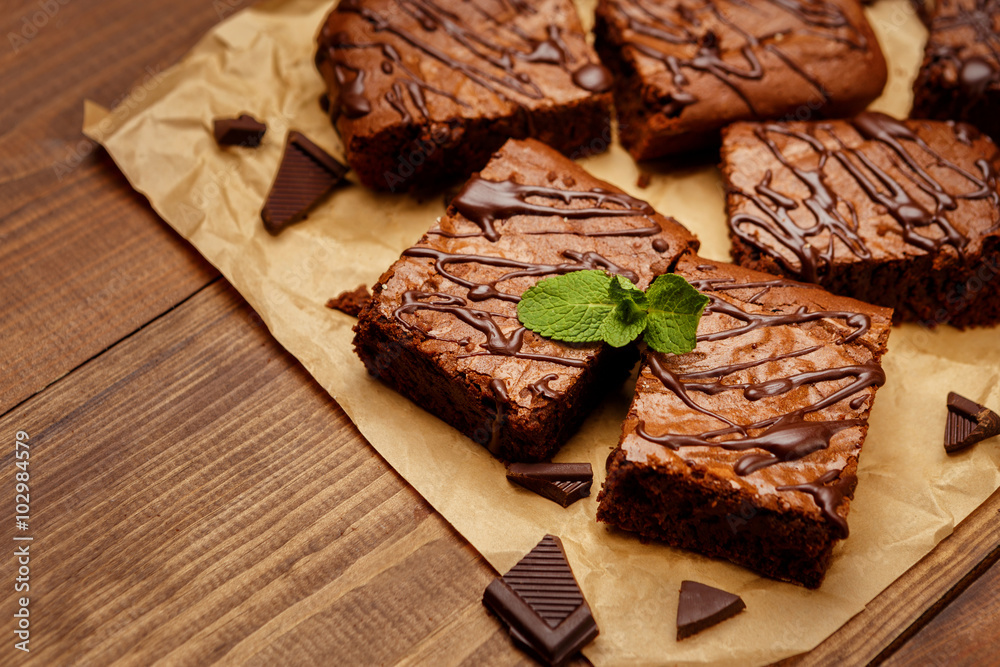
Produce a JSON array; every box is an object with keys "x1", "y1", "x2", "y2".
[{"x1": 82, "y1": 0, "x2": 1000, "y2": 663}]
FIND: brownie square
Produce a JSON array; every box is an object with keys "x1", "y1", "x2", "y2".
[
  {"x1": 597, "y1": 255, "x2": 892, "y2": 588},
  {"x1": 593, "y1": 0, "x2": 888, "y2": 160},
  {"x1": 723, "y1": 112, "x2": 1000, "y2": 327},
  {"x1": 353, "y1": 138, "x2": 699, "y2": 461},
  {"x1": 316, "y1": 0, "x2": 615, "y2": 191},
  {"x1": 911, "y1": 0, "x2": 1000, "y2": 144}
]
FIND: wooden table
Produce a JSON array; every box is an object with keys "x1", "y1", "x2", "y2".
[{"x1": 2, "y1": 1, "x2": 998, "y2": 663}]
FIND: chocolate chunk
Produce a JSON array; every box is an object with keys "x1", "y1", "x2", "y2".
[
  {"x1": 945, "y1": 392, "x2": 1000, "y2": 453},
  {"x1": 506, "y1": 463, "x2": 593, "y2": 508},
  {"x1": 483, "y1": 534, "x2": 598, "y2": 666},
  {"x1": 676, "y1": 580, "x2": 746, "y2": 641},
  {"x1": 261, "y1": 131, "x2": 349, "y2": 234},
  {"x1": 213, "y1": 114, "x2": 267, "y2": 147},
  {"x1": 325, "y1": 284, "x2": 372, "y2": 318}
]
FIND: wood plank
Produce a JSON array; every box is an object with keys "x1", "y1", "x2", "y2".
[
  {"x1": 777, "y1": 485, "x2": 1000, "y2": 666},
  {"x1": 0, "y1": 0, "x2": 222, "y2": 414},
  {"x1": 0, "y1": 280, "x2": 541, "y2": 664},
  {"x1": 883, "y1": 555, "x2": 1000, "y2": 666}
]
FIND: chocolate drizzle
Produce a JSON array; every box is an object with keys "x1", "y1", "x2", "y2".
[
  {"x1": 393, "y1": 291, "x2": 587, "y2": 367},
  {"x1": 488, "y1": 379, "x2": 510, "y2": 454},
  {"x1": 450, "y1": 175, "x2": 660, "y2": 242},
  {"x1": 777, "y1": 469, "x2": 855, "y2": 537},
  {"x1": 319, "y1": 0, "x2": 612, "y2": 121},
  {"x1": 729, "y1": 112, "x2": 1000, "y2": 281},
  {"x1": 523, "y1": 374, "x2": 563, "y2": 399},
  {"x1": 612, "y1": 0, "x2": 865, "y2": 116},
  {"x1": 392, "y1": 174, "x2": 672, "y2": 375},
  {"x1": 636, "y1": 270, "x2": 884, "y2": 534}
]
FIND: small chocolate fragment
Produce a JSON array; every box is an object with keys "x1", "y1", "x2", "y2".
[
  {"x1": 676, "y1": 580, "x2": 746, "y2": 641},
  {"x1": 944, "y1": 392, "x2": 1000, "y2": 453},
  {"x1": 213, "y1": 114, "x2": 267, "y2": 147},
  {"x1": 261, "y1": 131, "x2": 349, "y2": 234},
  {"x1": 506, "y1": 463, "x2": 593, "y2": 508},
  {"x1": 326, "y1": 284, "x2": 372, "y2": 318},
  {"x1": 483, "y1": 534, "x2": 598, "y2": 666}
]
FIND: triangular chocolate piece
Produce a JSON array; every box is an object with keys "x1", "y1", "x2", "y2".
[
  {"x1": 261, "y1": 131, "x2": 349, "y2": 234},
  {"x1": 506, "y1": 463, "x2": 593, "y2": 508},
  {"x1": 213, "y1": 114, "x2": 267, "y2": 147},
  {"x1": 483, "y1": 535, "x2": 598, "y2": 666},
  {"x1": 676, "y1": 580, "x2": 746, "y2": 641},
  {"x1": 945, "y1": 392, "x2": 1000, "y2": 453}
]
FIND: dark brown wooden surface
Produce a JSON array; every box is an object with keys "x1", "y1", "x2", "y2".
[{"x1": 1, "y1": 0, "x2": 998, "y2": 664}]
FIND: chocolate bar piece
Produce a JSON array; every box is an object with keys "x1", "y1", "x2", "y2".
[
  {"x1": 676, "y1": 580, "x2": 746, "y2": 641},
  {"x1": 261, "y1": 131, "x2": 349, "y2": 234},
  {"x1": 945, "y1": 392, "x2": 1000, "y2": 453},
  {"x1": 213, "y1": 114, "x2": 267, "y2": 147},
  {"x1": 483, "y1": 534, "x2": 598, "y2": 666},
  {"x1": 506, "y1": 463, "x2": 593, "y2": 507}
]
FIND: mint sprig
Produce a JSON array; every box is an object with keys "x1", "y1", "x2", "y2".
[{"x1": 516, "y1": 271, "x2": 708, "y2": 354}]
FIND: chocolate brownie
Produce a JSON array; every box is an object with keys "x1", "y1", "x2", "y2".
[
  {"x1": 315, "y1": 0, "x2": 614, "y2": 192},
  {"x1": 597, "y1": 255, "x2": 892, "y2": 588},
  {"x1": 723, "y1": 112, "x2": 1000, "y2": 326},
  {"x1": 353, "y1": 138, "x2": 698, "y2": 461},
  {"x1": 911, "y1": 0, "x2": 1000, "y2": 144},
  {"x1": 593, "y1": 0, "x2": 888, "y2": 160}
]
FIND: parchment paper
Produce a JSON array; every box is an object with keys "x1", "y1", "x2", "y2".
[{"x1": 82, "y1": 1, "x2": 1000, "y2": 663}]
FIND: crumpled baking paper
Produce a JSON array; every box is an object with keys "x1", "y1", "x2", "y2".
[{"x1": 82, "y1": 0, "x2": 1000, "y2": 663}]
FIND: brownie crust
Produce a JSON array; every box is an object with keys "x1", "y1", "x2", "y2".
[
  {"x1": 597, "y1": 256, "x2": 892, "y2": 588},
  {"x1": 911, "y1": 0, "x2": 1000, "y2": 144},
  {"x1": 316, "y1": 0, "x2": 614, "y2": 191},
  {"x1": 354, "y1": 139, "x2": 698, "y2": 461},
  {"x1": 594, "y1": 0, "x2": 888, "y2": 160},
  {"x1": 723, "y1": 112, "x2": 1000, "y2": 327}
]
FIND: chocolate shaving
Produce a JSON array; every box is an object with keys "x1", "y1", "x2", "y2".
[
  {"x1": 213, "y1": 114, "x2": 266, "y2": 147},
  {"x1": 676, "y1": 580, "x2": 746, "y2": 641},
  {"x1": 261, "y1": 131, "x2": 349, "y2": 234},
  {"x1": 506, "y1": 463, "x2": 592, "y2": 508},
  {"x1": 944, "y1": 392, "x2": 1000, "y2": 453},
  {"x1": 326, "y1": 284, "x2": 372, "y2": 318},
  {"x1": 483, "y1": 534, "x2": 598, "y2": 666}
]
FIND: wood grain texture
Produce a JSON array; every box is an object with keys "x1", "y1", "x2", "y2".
[
  {"x1": 0, "y1": 0, "x2": 220, "y2": 414},
  {"x1": 778, "y1": 485, "x2": 1000, "y2": 666},
  {"x1": 0, "y1": 281, "x2": 553, "y2": 665},
  {"x1": 883, "y1": 555, "x2": 1000, "y2": 667},
  {"x1": 3, "y1": 1, "x2": 999, "y2": 663}
]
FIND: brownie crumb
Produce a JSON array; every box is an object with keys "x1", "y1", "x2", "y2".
[
  {"x1": 636, "y1": 172, "x2": 652, "y2": 189},
  {"x1": 326, "y1": 285, "x2": 372, "y2": 317}
]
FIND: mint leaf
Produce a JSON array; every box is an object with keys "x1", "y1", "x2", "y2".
[
  {"x1": 607, "y1": 275, "x2": 647, "y2": 309},
  {"x1": 517, "y1": 270, "x2": 616, "y2": 342},
  {"x1": 643, "y1": 274, "x2": 709, "y2": 354},
  {"x1": 599, "y1": 276, "x2": 648, "y2": 347},
  {"x1": 516, "y1": 270, "x2": 708, "y2": 353}
]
